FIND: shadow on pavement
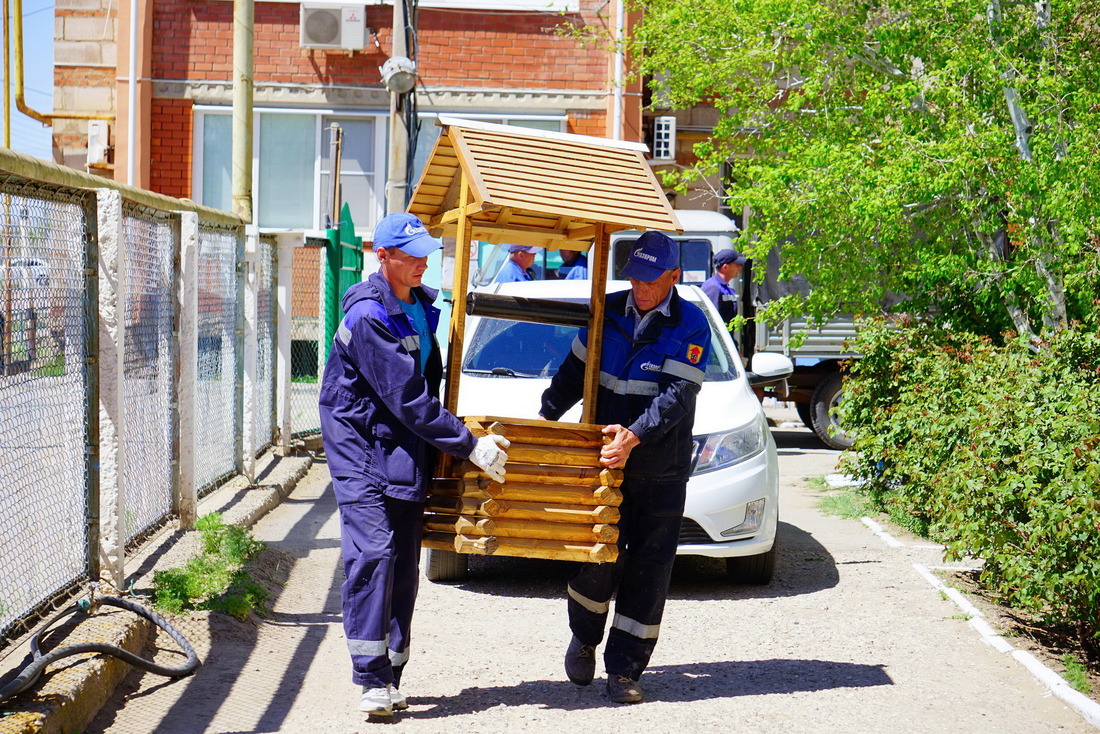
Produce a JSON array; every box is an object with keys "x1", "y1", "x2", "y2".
[
  {"x1": 403, "y1": 658, "x2": 891, "y2": 718},
  {"x1": 437, "y1": 517, "x2": 839, "y2": 603}
]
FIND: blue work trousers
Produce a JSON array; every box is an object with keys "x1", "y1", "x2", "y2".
[
  {"x1": 334, "y1": 480, "x2": 423, "y2": 689},
  {"x1": 566, "y1": 478, "x2": 686, "y2": 681}
]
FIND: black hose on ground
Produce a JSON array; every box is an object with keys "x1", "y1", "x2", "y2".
[{"x1": 0, "y1": 595, "x2": 200, "y2": 706}]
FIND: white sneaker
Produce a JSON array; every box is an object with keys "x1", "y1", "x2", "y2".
[
  {"x1": 359, "y1": 685, "x2": 393, "y2": 716},
  {"x1": 391, "y1": 686, "x2": 408, "y2": 710}
]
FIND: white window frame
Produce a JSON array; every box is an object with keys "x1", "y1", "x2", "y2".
[{"x1": 192, "y1": 105, "x2": 388, "y2": 235}]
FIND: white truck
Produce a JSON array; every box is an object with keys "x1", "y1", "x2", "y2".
[{"x1": 610, "y1": 210, "x2": 857, "y2": 450}]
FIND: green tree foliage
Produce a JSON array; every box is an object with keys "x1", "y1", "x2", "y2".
[{"x1": 628, "y1": 0, "x2": 1100, "y2": 337}]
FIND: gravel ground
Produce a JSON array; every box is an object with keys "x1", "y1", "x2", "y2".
[{"x1": 85, "y1": 418, "x2": 1092, "y2": 734}]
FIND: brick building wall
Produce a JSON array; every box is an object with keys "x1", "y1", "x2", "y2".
[
  {"x1": 150, "y1": 99, "x2": 193, "y2": 199},
  {"x1": 53, "y1": 0, "x2": 117, "y2": 170}
]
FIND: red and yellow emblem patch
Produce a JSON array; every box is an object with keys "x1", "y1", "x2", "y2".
[{"x1": 686, "y1": 344, "x2": 704, "y2": 364}]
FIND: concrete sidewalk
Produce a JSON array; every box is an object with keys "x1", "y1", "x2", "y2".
[{"x1": 0, "y1": 450, "x2": 313, "y2": 734}]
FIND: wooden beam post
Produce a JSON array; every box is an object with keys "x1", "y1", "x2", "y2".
[
  {"x1": 582, "y1": 223, "x2": 609, "y2": 424},
  {"x1": 444, "y1": 173, "x2": 472, "y2": 417}
]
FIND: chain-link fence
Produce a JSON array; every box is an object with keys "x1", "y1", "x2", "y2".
[
  {"x1": 254, "y1": 236, "x2": 276, "y2": 456},
  {"x1": 0, "y1": 183, "x2": 94, "y2": 638},
  {"x1": 121, "y1": 204, "x2": 177, "y2": 543},
  {"x1": 290, "y1": 241, "x2": 322, "y2": 436},
  {"x1": 0, "y1": 151, "x2": 337, "y2": 648},
  {"x1": 195, "y1": 223, "x2": 241, "y2": 494}
]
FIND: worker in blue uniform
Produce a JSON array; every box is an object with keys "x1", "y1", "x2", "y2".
[
  {"x1": 557, "y1": 248, "x2": 589, "y2": 279},
  {"x1": 494, "y1": 244, "x2": 542, "y2": 282},
  {"x1": 700, "y1": 247, "x2": 746, "y2": 335},
  {"x1": 319, "y1": 212, "x2": 510, "y2": 717},
  {"x1": 540, "y1": 230, "x2": 712, "y2": 704}
]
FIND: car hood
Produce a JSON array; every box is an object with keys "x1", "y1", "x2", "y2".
[{"x1": 454, "y1": 371, "x2": 762, "y2": 436}]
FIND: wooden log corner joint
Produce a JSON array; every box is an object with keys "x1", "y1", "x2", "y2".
[{"x1": 425, "y1": 416, "x2": 624, "y2": 564}]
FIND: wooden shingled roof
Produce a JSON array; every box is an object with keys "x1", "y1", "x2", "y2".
[{"x1": 407, "y1": 117, "x2": 681, "y2": 251}]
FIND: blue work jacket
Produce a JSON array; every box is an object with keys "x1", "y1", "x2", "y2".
[
  {"x1": 319, "y1": 272, "x2": 476, "y2": 502},
  {"x1": 700, "y1": 273, "x2": 738, "y2": 328},
  {"x1": 540, "y1": 289, "x2": 712, "y2": 482}
]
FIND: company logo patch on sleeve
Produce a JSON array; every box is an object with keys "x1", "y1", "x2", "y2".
[{"x1": 686, "y1": 344, "x2": 704, "y2": 364}]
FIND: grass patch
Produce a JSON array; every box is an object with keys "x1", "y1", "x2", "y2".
[
  {"x1": 816, "y1": 485, "x2": 876, "y2": 520},
  {"x1": 1062, "y1": 654, "x2": 1092, "y2": 694},
  {"x1": 153, "y1": 513, "x2": 269, "y2": 620}
]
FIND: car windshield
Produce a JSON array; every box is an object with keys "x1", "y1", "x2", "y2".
[{"x1": 462, "y1": 295, "x2": 740, "y2": 381}]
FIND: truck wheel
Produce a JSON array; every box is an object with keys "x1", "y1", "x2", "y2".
[
  {"x1": 725, "y1": 542, "x2": 777, "y2": 585},
  {"x1": 795, "y1": 401, "x2": 814, "y2": 431},
  {"x1": 810, "y1": 372, "x2": 854, "y2": 450},
  {"x1": 424, "y1": 548, "x2": 469, "y2": 583}
]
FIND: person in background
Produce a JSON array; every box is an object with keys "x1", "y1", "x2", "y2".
[
  {"x1": 557, "y1": 248, "x2": 589, "y2": 280},
  {"x1": 700, "y1": 248, "x2": 746, "y2": 334},
  {"x1": 319, "y1": 212, "x2": 510, "y2": 717},
  {"x1": 494, "y1": 244, "x2": 542, "y2": 283},
  {"x1": 540, "y1": 230, "x2": 712, "y2": 705}
]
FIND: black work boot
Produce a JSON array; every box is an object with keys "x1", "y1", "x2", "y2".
[
  {"x1": 606, "y1": 674, "x2": 643, "y2": 704},
  {"x1": 564, "y1": 636, "x2": 596, "y2": 686}
]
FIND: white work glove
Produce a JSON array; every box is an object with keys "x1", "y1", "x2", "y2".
[{"x1": 469, "y1": 434, "x2": 511, "y2": 483}]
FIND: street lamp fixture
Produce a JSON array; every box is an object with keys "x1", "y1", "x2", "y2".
[{"x1": 380, "y1": 56, "x2": 417, "y2": 94}]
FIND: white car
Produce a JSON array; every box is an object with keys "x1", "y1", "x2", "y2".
[{"x1": 430, "y1": 279, "x2": 793, "y2": 584}]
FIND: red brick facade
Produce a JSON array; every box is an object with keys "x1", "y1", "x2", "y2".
[
  {"x1": 150, "y1": 98, "x2": 194, "y2": 199},
  {"x1": 143, "y1": 1, "x2": 616, "y2": 202},
  {"x1": 151, "y1": 2, "x2": 609, "y2": 90}
]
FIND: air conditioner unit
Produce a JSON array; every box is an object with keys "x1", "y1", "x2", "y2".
[
  {"x1": 300, "y1": 3, "x2": 366, "y2": 50},
  {"x1": 652, "y1": 116, "x2": 677, "y2": 161}
]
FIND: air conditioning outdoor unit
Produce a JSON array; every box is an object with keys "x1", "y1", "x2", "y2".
[
  {"x1": 300, "y1": 2, "x2": 366, "y2": 50},
  {"x1": 652, "y1": 116, "x2": 677, "y2": 161}
]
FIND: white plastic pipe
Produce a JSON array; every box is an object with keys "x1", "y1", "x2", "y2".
[{"x1": 127, "y1": 0, "x2": 137, "y2": 184}]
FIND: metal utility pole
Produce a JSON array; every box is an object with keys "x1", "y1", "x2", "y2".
[{"x1": 385, "y1": 0, "x2": 410, "y2": 214}]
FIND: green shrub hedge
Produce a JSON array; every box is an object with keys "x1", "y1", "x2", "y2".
[{"x1": 839, "y1": 321, "x2": 1100, "y2": 651}]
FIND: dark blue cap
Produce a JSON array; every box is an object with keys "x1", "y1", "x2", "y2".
[
  {"x1": 714, "y1": 248, "x2": 747, "y2": 267},
  {"x1": 620, "y1": 230, "x2": 680, "y2": 282},
  {"x1": 372, "y1": 213, "x2": 442, "y2": 257}
]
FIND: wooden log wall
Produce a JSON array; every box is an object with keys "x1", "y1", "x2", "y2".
[{"x1": 422, "y1": 416, "x2": 623, "y2": 564}]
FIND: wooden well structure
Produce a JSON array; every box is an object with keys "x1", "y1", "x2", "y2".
[{"x1": 407, "y1": 117, "x2": 681, "y2": 563}]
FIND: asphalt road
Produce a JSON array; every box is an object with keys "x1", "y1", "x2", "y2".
[{"x1": 85, "y1": 418, "x2": 1092, "y2": 733}]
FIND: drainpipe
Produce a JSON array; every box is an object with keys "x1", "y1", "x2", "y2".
[
  {"x1": 612, "y1": 0, "x2": 624, "y2": 140},
  {"x1": 11, "y1": 0, "x2": 113, "y2": 125},
  {"x1": 126, "y1": 0, "x2": 138, "y2": 184},
  {"x1": 4, "y1": 0, "x2": 10, "y2": 147},
  {"x1": 232, "y1": 0, "x2": 254, "y2": 223}
]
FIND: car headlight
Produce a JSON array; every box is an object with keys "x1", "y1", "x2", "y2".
[{"x1": 692, "y1": 417, "x2": 767, "y2": 474}]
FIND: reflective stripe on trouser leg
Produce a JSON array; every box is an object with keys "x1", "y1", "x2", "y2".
[
  {"x1": 604, "y1": 479, "x2": 686, "y2": 681},
  {"x1": 566, "y1": 561, "x2": 622, "y2": 647},
  {"x1": 334, "y1": 481, "x2": 424, "y2": 688},
  {"x1": 385, "y1": 495, "x2": 423, "y2": 689}
]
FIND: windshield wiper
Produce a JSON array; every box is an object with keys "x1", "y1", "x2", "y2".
[{"x1": 463, "y1": 367, "x2": 540, "y2": 378}]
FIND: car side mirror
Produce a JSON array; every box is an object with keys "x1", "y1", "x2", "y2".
[{"x1": 746, "y1": 352, "x2": 793, "y2": 385}]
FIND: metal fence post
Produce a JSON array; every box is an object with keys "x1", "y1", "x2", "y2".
[
  {"x1": 95, "y1": 188, "x2": 125, "y2": 592},
  {"x1": 241, "y1": 225, "x2": 259, "y2": 482},
  {"x1": 275, "y1": 234, "x2": 295, "y2": 453},
  {"x1": 177, "y1": 212, "x2": 198, "y2": 528}
]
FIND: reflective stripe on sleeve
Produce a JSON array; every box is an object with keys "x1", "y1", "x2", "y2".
[
  {"x1": 571, "y1": 334, "x2": 587, "y2": 362},
  {"x1": 567, "y1": 584, "x2": 611, "y2": 615},
  {"x1": 347, "y1": 637, "x2": 389, "y2": 657},
  {"x1": 337, "y1": 321, "x2": 352, "y2": 345},
  {"x1": 400, "y1": 334, "x2": 420, "y2": 353},
  {"x1": 612, "y1": 613, "x2": 661, "y2": 640},
  {"x1": 599, "y1": 371, "x2": 660, "y2": 396},
  {"x1": 662, "y1": 359, "x2": 705, "y2": 384}
]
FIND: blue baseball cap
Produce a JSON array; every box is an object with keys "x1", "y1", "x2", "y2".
[
  {"x1": 372, "y1": 213, "x2": 442, "y2": 257},
  {"x1": 714, "y1": 248, "x2": 747, "y2": 267},
  {"x1": 619, "y1": 230, "x2": 680, "y2": 282}
]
